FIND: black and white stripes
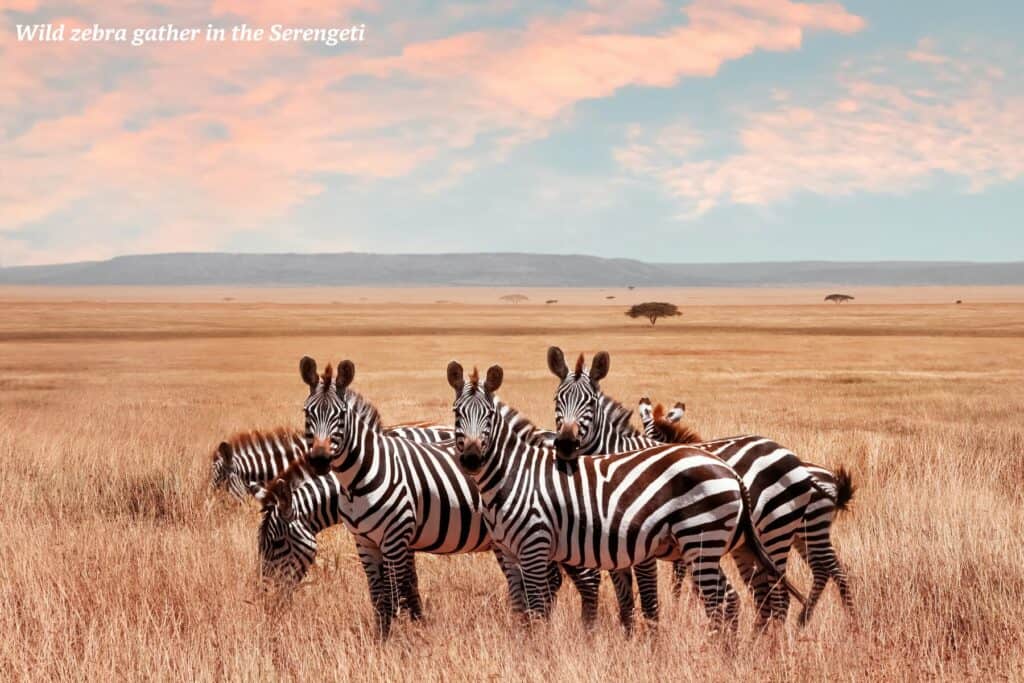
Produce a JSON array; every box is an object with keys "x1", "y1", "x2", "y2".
[{"x1": 447, "y1": 361, "x2": 801, "y2": 633}]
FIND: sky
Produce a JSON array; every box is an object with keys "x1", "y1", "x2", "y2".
[{"x1": 1, "y1": 0, "x2": 1022, "y2": 266}]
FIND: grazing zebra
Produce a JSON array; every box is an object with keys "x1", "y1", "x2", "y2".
[
  {"x1": 209, "y1": 423, "x2": 453, "y2": 500},
  {"x1": 210, "y1": 428, "x2": 308, "y2": 500},
  {"x1": 298, "y1": 356, "x2": 599, "y2": 638},
  {"x1": 546, "y1": 347, "x2": 817, "y2": 626},
  {"x1": 639, "y1": 397, "x2": 855, "y2": 624},
  {"x1": 446, "y1": 360, "x2": 803, "y2": 634}
]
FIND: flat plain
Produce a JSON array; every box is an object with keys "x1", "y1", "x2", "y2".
[{"x1": 2, "y1": 286, "x2": 1023, "y2": 681}]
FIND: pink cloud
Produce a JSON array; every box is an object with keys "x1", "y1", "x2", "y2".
[
  {"x1": 615, "y1": 45, "x2": 1024, "y2": 215},
  {"x1": 1, "y1": 1, "x2": 863, "y2": 263}
]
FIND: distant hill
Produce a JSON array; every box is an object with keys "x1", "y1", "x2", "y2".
[{"x1": 1, "y1": 252, "x2": 1023, "y2": 287}]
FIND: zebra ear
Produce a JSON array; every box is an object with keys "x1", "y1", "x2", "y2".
[
  {"x1": 547, "y1": 347, "x2": 568, "y2": 380},
  {"x1": 447, "y1": 361, "x2": 465, "y2": 394},
  {"x1": 484, "y1": 365, "x2": 503, "y2": 395},
  {"x1": 637, "y1": 397, "x2": 652, "y2": 418},
  {"x1": 300, "y1": 356, "x2": 318, "y2": 391},
  {"x1": 336, "y1": 360, "x2": 356, "y2": 391},
  {"x1": 669, "y1": 402, "x2": 686, "y2": 422},
  {"x1": 590, "y1": 351, "x2": 610, "y2": 384},
  {"x1": 217, "y1": 442, "x2": 232, "y2": 465}
]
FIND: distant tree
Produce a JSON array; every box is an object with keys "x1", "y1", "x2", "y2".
[
  {"x1": 955, "y1": 300, "x2": 963, "y2": 304},
  {"x1": 824, "y1": 294, "x2": 855, "y2": 303},
  {"x1": 627, "y1": 286, "x2": 635, "y2": 291},
  {"x1": 500, "y1": 294, "x2": 529, "y2": 304},
  {"x1": 626, "y1": 302, "x2": 681, "y2": 326},
  {"x1": 545, "y1": 299, "x2": 558, "y2": 304},
  {"x1": 606, "y1": 295, "x2": 616, "y2": 300}
]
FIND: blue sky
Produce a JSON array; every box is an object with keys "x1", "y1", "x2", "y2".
[{"x1": 1, "y1": 0, "x2": 1022, "y2": 265}]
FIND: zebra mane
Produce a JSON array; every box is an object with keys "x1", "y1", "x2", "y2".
[
  {"x1": 213, "y1": 426, "x2": 300, "y2": 461},
  {"x1": 497, "y1": 401, "x2": 548, "y2": 447},
  {"x1": 344, "y1": 388, "x2": 384, "y2": 432},
  {"x1": 650, "y1": 404, "x2": 703, "y2": 444},
  {"x1": 600, "y1": 394, "x2": 642, "y2": 437}
]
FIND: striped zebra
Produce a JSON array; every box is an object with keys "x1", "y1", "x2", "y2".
[
  {"x1": 446, "y1": 360, "x2": 804, "y2": 633},
  {"x1": 250, "y1": 460, "x2": 574, "y2": 620},
  {"x1": 209, "y1": 423, "x2": 454, "y2": 500},
  {"x1": 297, "y1": 356, "x2": 599, "y2": 637},
  {"x1": 639, "y1": 397, "x2": 855, "y2": 624},
  {"x1": 546, "y1": 347, "x2": 817, "y2": 626}
]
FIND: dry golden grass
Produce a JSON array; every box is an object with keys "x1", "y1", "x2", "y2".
[{"x1": 2, "y1": 288, "x2": 1023, "y2": 681}]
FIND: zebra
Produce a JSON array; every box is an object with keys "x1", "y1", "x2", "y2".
[
  {"x1": 638, "y1": 397, "x2": 855, "y2": 624},
  {"x1": 546, "y1": 347, "x2": 818, "y2": 626},
  {"x1": 297, "y1": 356, "x2": 599, "y2": 638},
  {"x1": 209, "y1": 423, "x2": 454, "y2": 501},
  {"x1": 210, "y1": 428, "x2": 308, "y2": 500},
  {"x1": 446, "y1": 360, "x2": 804, "y2": 634}
]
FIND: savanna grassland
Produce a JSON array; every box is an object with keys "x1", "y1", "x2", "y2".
[{"x1": 1, "y1": 287, "x2": 1023, "y2": 681}]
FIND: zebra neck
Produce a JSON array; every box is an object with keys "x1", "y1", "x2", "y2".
[
  {"x1": 475, "y1": 401, "x2": 539, "y2": 503},
  {"x1": 585, "y1": 393, "x2": 654, "y2": 454},
  {"x1": 329, "y1": 410, "x2": 380, "y2": 491}
]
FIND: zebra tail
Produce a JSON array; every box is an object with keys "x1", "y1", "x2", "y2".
[
  {"x1": 736, "y1": 479, "x2": 807, "y2": 606},
  {"x1": 833, "y1": 466, "x2": 856, "y2": 513}
]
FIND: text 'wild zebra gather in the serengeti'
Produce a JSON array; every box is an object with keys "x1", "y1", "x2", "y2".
[{"x1": 208, "y1": 348, "x2": 856, "y2": 640}]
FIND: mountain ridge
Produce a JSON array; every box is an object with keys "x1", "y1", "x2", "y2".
[{"x1": 1, "y1": 252, "x2": 1022, "y2": 287}]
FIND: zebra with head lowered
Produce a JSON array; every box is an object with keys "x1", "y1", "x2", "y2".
[
  {"x1": 638, "y1": 397, "x2": 855, "y2": 625},
  {"x1": 210, "y1": 424, "x2": 454, "y2": 501},
  {"x1": 297, "y1": 356, "x2": 599, "y2": 638},
  {"x1": 546, "y1": 347, "x2": 819, "y2": 627},
  {"x1": 447, "y1": 360, "x2": 803, "y2": 634}
]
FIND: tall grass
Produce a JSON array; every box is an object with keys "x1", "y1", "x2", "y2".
[{"x1": 1, "y1": 298, "x2": 1023, "y2": 681}]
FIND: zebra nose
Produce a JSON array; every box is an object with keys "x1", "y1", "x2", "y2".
[{"x1": 311, "y1": 437, "x2": 331, "y2": 458}]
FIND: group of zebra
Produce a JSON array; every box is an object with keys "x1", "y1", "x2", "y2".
[{"x1": 210, "y1": 347, "x2": 855, "y2": 639}]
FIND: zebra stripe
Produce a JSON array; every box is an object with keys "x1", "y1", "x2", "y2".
[
  {"x1": 297, "y1": 356, "x2": 598, "y2": 638},
  {"x1": 546, "y1": 347, "x2": 815, "y2": 626},
  {"x1": 209, "y1": 424, "x2": 454, "y2": 500},
  {"x1": 638, "y1": 397, "x2": 855, "y2": 624},
  {"x1": 447, "y1": 361, "x2": 799, "y2": 634}
]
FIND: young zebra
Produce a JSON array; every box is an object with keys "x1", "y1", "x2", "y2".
[
  {"x1": 639, "y1": 397, "x2": 855, "y2": 625},
  {"x1": 209, "y1": 424, "x2": 454, "y2": 500},
  {"x1": 446, "y1": 361, "x2": 803, "y2": 633},
  {"x1": 298, "y1": 356, "x2": 599, "y2": 638},
  {"x1": 547, "y1": 347, "x2": 817, "y2": 626}
]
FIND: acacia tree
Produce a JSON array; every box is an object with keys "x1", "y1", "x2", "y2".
[
  {"x1": 500, "y1": 294, "x2": 529, "y2": 304},
  {"x1": 824, "y1": 294, "x2": 855, "y2": 303},
  {"x1": 626, "y1": 302, "x2": 681, "y2": 326}
]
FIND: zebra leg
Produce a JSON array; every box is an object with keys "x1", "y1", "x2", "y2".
[
  {"x1": 731, "y1": 545, "x2": 773, "y2": 628},
  {"x1": 634, "y1": 559, "x2": 660, "y2": 625},
  {"x1": 797, "y1": 535, "x2": 853, "y2": 625},
  {"x1": 766, "y1": 548, "x2": 793, "y2": 623},
  {"x1": 494, "y1": 549, "x2": 528, "y2": 614},
  {"x1": 609, "y1": 569, "x2": 636, "y2": 635},
  {"x1": 354, "y1": 541, "x2": 394, "y2": 639},
  {"x1": 671, "y1": 560, "x2": 687, "y2": 598},
  {"x1": 547, "y1": 562, "x2": 564, "y2": 598},
  {"x1": 402, "y1": 552, "x2": 424, "y2": 621},
  {"x1": 562, "y1": 565, "x2": 600, "y2": 631},
  {"x1": 519, "y1": 554, "x2": 555, "y2": 620},
  {"x1": 383, "y1": 543, "x2": 417, "y2": 627},
  {"x1": 690, "y1": 557, "x2": 740, "y2": 634}
]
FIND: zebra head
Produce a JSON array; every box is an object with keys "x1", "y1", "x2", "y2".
[
  {"x1": 547, "y1": 346, "x2": 610, "y2": 460},
  {"x1": 447, "y1": 361, "x2": 503, "y2": 474},
  {"x1": 210, "y1": 441, "x2": 249, "y2": 500},
  {"x1": 638, "y1": 397, "x2": 699, "y2": 444},
  {"x1": 300, "y1": 356, "x2": 356, "y2": 476},
  {"x1": 252, "y1": 479, "x2": 318, "y2": 590}
]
